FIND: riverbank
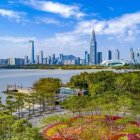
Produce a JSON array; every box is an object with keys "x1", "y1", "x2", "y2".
[
  {"x1": 1, "y1": 64, "x2": 140, "y2": 70},
  {"x1": 1, "y1": 68, "x2": 140, "y2": 104}
]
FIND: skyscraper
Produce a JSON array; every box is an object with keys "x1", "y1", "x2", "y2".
[
  {"x1": 135, "y1": 49, "x2": 140, "y2": 64},
  {"x1": 60, "y1": 54, "x2": 63, "y2": 60},
  {"x1": 115, "y1": 49, "x2": 120, "y2": 60},
  {"x1": 47, "y1": 56, "x2": 51, "y2": 65},
  {"x1": 108, "y1": 50, "x2": 112, "y2": 60},
  {"x1": 24, "y1": 55, "x2": 28, "y2": 65},
  {"x1": 129, "y1": 48, "x2": 134, "y2": 62},
  {"x1": 51, "y1": 54, "x2": 55, "y2": 65},
  {"x1": 59, "y1": 53, "x2": 64, "y2": 64},
  {"x1": 97, "y1": 52, "x2": 102, "y2": 64},
  {"x1": 85, "y1": 51, "x2": 89, "y2": 65},
  {"x1": 90, "y1": 29, "x2": 97, "y2": 65},
  {"x1": 39, "y1": 50, "x2": 43, "y2": 64},
  {"x1": 29, "y1": 40, "x2": 35, "y2": 64},
  {"x1": 36, "y1": 55, "x2": 39, "y2": 64}
]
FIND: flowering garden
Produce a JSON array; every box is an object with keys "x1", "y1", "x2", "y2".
[
  {"x1": 42, "y1": 115, "x2": 140, "y2": 140},
  {"x1": 41, "y1": 71, "x2": 140, "y2": 140}
]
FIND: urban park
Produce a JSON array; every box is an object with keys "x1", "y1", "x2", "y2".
[{"x1": 1, "y1": 71, "x2": 140, "y2": 140}]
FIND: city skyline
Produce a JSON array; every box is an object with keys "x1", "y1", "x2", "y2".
[
  {"x1": 1, "y1": 36, "x2": 140, "y2": 66},
  {"x1": 0, "y1": 0, "x2": 140, "y2": 59},
  {"x1": 0, "y1": 26, "x2": 140, "y2": 65}
]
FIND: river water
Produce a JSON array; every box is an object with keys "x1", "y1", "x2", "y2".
[
  {"x1": 0, "y1": 69, "x2": 137, "y2": 103},
  {"x1": 0, "y1": 69, "x2": 108, "y2": 103}
]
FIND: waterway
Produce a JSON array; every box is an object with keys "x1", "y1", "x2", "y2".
[{"x1": 0, "y1": 69, "x2": 137, "y2": 103}]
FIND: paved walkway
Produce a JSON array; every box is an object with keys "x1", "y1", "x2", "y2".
[{"x1": 13, "y1": 105, "x2": 68, "y2": 127}]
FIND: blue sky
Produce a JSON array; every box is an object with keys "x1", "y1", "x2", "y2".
[{"x1": 0, "y1": 0, "x2": 140, "y2": 60}]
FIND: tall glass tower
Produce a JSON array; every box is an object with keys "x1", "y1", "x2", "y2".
[
  {"x1": 115, "y1": 49, "x2": 120, "y2": 60},
  {"x1": 97, "y1": 52, "x2": 102, "y2": 64},
  {"x1": 90, "y1": 29, "x2": 97, "y2": 65},
  {"x1": 129, "y1": 48, "x2": 134, "y2": 62},
  {"x1": 85, "y1": 51, "x2": 89, "y2": 65},
  {"x1": 108, "y1": 50, "x2": 112, "y2": 60},
  {"x1": 39, "y1": 50, "x2": 43, "y2": 64},
  {"x1": 29, "y1": 40, "x2": 35, "y2": 64},
  {"x1": 136, "y1": 48, "x2": 140, "y2": 64}
]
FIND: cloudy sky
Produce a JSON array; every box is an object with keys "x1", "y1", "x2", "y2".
[{"x1": 0, "y1": 0, "x2": 140, "y2": 60}]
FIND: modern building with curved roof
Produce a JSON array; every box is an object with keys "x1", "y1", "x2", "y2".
[{"x1": 101, "y1": 60, "x2": 132, "y2": 66}]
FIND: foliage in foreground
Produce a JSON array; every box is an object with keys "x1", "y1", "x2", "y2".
[
  {"x1": 0, "y1": 77, "x2": 61, "y2": 140},
  {"x1": 0, "y1": 110, "x2": 43, "y2": 140},
  {"x1": 1, "y1": 71, "x2": 140, "y2": 139}
]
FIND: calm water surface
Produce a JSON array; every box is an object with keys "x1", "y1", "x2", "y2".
[
  {"x1": 0, "y1": 69, "x2": 111, "y2": 103},
  {"x1": 0, "y1": 69, "x2": 137, "y2": 103}
]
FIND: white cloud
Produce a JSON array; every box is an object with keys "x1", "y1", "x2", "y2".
[
  {"x1": 1, "y1": 12, "x2": 140, "y2": 59},
  {"x1": 0, "y1": 34, "x2": 88, "y2": 58},
  {"x1": 22, "y1": 0, "x2": 85, "y2": 18},
  {"x1": 35, "y1": 17, "x2": 60, "y2": 25},
  {"x1": 0, "y1": 9, "x2": 25, "y2": 22},
  {"x1": 42, "y1": 11, "x2": 140, "y2": 53},
  {"x1": 108, "y1": 7, "x2": 114, "y2": 11},
  {"x1": 0, "y1": 36, "x2": 35, "y2": 58},
  {"x1": 8, "y1": 0, "x2": 16, "y2": 4},
  {"x1": 36, "y1": 11, "x2": 140, "y2": 57},
  {"x1": 73, "y1": 12, "x2": 140, "y2": 41},
  {"x1": 45, "y1": 33, "x2": 87, "y2": 48},
  {"x1": 0, "y1": 36, "x2": 36, "y2": 43}
]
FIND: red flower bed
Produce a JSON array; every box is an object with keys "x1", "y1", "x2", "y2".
[
  {"x1": 110, "y1": 133, "x2": 140, "y2": 140},
  {"x1": 131, "y1": 121, "x2": 140, "y2": 127},
  {"x1": 105, "y1": 115, "x2": 121, "y2": 121},
  {"x1": 42, "y1": 122, "x2": 67, "y2": 140},
  {"x1": 42, "y1": 115, "x2": 140, "y2": 140}
]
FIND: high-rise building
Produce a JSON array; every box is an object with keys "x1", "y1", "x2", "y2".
[
  {"x1": 60, "y1": 54, "x2": 63, "y2": 60},
  {"x1": 59, "y1": 53, "x2": 63, "y2": 64},
  {"x1": 129, "y1": 48, "x2": 134, "y2": 62},
  {"x1": 80, "y1": 59, "x2": 85, "y2": 65},
  {"x1": 47, "y1": 56, "x2": 51, "y2": 65},
  {"x1": 135, "y1": 49, "x2": 140, "y2": 64},
  {"x1": 85, "y1": 51, "x2": 89, "y2": 65},
  {"x1": 9, "y1": 57, "x2": 24, "y2": 65},
  {"x1": 36, "y1": 55, "x2": 39, "y2": 64},
  {"x1": 29, "y1": 40, "x2": 35, "y2": 64},
  {"x1": 43, "y1": 58, "x2": 47, "y2": 65},
  {"x1": 108, "y1": 50, "x2": 112, "y2": 60},
  {"x1": 115, "y1": 49, "x2": 120, "y2": 60},
  {"x1": 0, "y1": 59, "x2": 8, "y2": 65},
  {"x1": 90, "y1": 29, "x2": 97, "y2": 65},
  {"x1": 62, "y1": 55, "x2": 79, "y2": 65},
  {"x1": 9, "y1": 57, "x2": 16, "y2": 65},
  {"x1": 50, "y1": 54, "x2": 55, "y2": 65},
  {"x1": 39, "y1": 50, "x2": 43, "y2": 64},
  {"x1": 97, "y1": 52, "x2": 102, "y2": 64},
  {"x1": 24, "y1": 55, "x2": 28, "y2": 65}
]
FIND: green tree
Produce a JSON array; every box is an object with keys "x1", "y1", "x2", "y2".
[
  {"x1": 62, "y1": 95, "x2": 87, "y2": 116},
  {"x1": 86, "y1": 96, "x2": 103, "y2": 116},
  {"x1": 118, "y1": 95, "x2": 132, "y2": 116},
  {"x1": 15, "y1": 93, "x2": 25, "y2": 119},
  {"x1": 0, "y1": 111, "x2": 15, "y2": 140},
  {"x1": 5, "y1": 95, "x2": 16, "y2": 115},
  {"x1": 33, "y1": 78, "x2": 61, "y2": 112}
]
